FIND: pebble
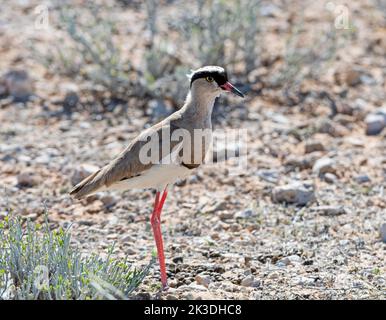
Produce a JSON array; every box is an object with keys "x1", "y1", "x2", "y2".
[
  {"x1": 380, "y1": 223, "x2": 386, "y2": 243},
  {"x1": 334, "y1": 67, "x2": 361, "y2": 86},
  {"x1": 172, "y1": 256, "x2": 183, "y2": 264},
  {"x1": 240, "y1": 275, "x2": 260, "y2": 287},
  {"x1": 35, "y1": 154, "x2": 51, "y2": 165},
  {"x1": 71, "y1": 163, "x2": 99, "y2": 185},
  {"x1": 272, "y1": 181, "x2": 315, "y2": 206},
  {"x1": 324, "y1": 172, "x2": 338, "y2": 183},
  {"x1": 178, "y1": 283, "x2": 208, "y2": 292},
  {"x1": 218, "y1": 211, "x2": 234, "y2": 220},
  {"x1": 354, "y1": 174, "x2": 371, "y2": 184},
  {"x1": 2, "y1": 69, "x2": 33, "y2": 101},
  {"x1": 125, "y1": 248, "x2": 136, "y2": 255},
  {"x1": 121, "y1": 235, "x2": 135, "y2": 243},
  {"x1": 292, "y1": 276, "x2": 316, "y2": 286},
  {"x1": 305, "y1": 141, "x2": 325, "y2": 154},
  {"x1": 202, "y1": 201, "x2": 227, "y2": 214},
  {"x1": 277, "y1": 255, "x2": 303, "y2": 266},
  {"x1": 235, "y1": 209, "x2": 257, "y2": 219},
  {"x1": 310, "y1": 205, "x2": 347, "y2": 216},
  {"x1": 86, "y1": 200, "x2": 104, "y2": 214},
  {"x1": 312, "y1": 157, "x2": 336, "y2": 176},
  {"x1": 195, "y1": 274, "x2": 211, "y2": 288},
  {"x1": 365, "y1": 114, "x2": 385, "y2": 135},
  {"x1": 100, "y1": 195, "x2": 117, "y2": 208},
  {"x1": 63, "y1": 91, "x2": 79, "y2": 114},
  {"x1": 17, "y1": 172, "x2": 38, "y2": 187}
]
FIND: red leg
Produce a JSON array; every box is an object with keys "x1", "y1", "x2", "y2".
[
  {"x1": 150, "y1": 188, "x2": 168, "y2": 289},
  {"x1": 157, "y1": 189, "x2": 168, "y2": 218}
]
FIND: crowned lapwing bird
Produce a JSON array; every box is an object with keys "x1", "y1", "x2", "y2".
[{"x1": 70, "y1": 66, "x2": 244, "y2": 289}]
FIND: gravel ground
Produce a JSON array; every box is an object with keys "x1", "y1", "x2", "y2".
[{"x1": 0, "y1": 0, "x2": 385, "y2": 299}]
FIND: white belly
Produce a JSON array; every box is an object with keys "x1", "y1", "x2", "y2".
[{"x1": 108, "y1": 164, "x2": 192, "y2": 192}]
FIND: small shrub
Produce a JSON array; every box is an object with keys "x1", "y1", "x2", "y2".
[
  {"x1": 32, "y1": 1, "x2": 262, "y2": 108},
  {"x1": 170, "y1": 0, "x2": 262, "y2": 75},
  {"x1": 0, "y1": 214, "x2": 152, "y2": 300},
  {"x1": 32, "y1": 1, "x2": 150, "y2": 107},
  {"x1": 270, "y1": 23, "x2": 339, "y2": 104}
]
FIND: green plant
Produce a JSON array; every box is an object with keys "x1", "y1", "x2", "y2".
[
  {"x1": 172, "y1": 0, "x2": 262, "y2": 74},
  {"x1": 271, "y1": 23, "x2": 339, "y2": 105},
  {"x1": 0, "y1": 213, "x2": 153, "y2": 300},
  {"x1": 32, "y1": 1, "x2": 150, "y2": 106}
]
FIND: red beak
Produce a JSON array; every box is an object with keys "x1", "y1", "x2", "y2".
[{"x1": 220, "y1": 81, "x2": 244, "y2": 98}]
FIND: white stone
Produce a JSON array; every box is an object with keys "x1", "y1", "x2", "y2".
[{"x1": 272, "y1": 181, "x2": 315, "y2": 206}]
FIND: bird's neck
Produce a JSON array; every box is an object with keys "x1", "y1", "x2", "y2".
[{"x1": 181, "y1": 90, "x2": 218, "y2": 126}]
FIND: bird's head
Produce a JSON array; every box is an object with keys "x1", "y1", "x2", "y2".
[{"x1": 188, "y1": 66, "x2": 244, "y2": 99}]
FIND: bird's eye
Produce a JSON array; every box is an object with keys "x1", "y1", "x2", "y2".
[{"x1": 206, "y1": 76, "x2": 214, "y2": 82}]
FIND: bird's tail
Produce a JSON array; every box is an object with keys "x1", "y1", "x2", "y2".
[{"x1": 69, "y1": 168, "x2": 103, "y2": 199}]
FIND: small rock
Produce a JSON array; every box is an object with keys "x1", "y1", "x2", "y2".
[
  {"x1": 375, "y1": 107, "x2": 386, "y2": 120},
  {"x1": 365, "y1": 114, "x2": 385, "y2": 135},
  {"x1": 283, "y1": 155, "x2": 307, "y2": 170},
  {"x1": 284, "y1": 152, "x2": 322, "y2": 170},
  {"x1": 178, "y1": 283, "x2": 208, "y2": 292},
  {"x1": 166, "y1": 294, "x2": 178, "y2": 300},
  {"x1": 0, "y1": 83, "x2": 6, "y2": 96},
  {"x1": 181, "y1": 292, "x2": 194, "y2": 299},
  {"x1": 324, "y1": 172, "x2": 338, "y2": 183},
  {"x1": 86, "y1": 200, "x2": 104, "y2": 214},
  {"x1": 292, "y1": 276, "x2": 316, "y2": 286},
  {"x1": 339, "y1": 239, "x2": 350, "y2": 246},
  {"x1": 345, "y1": 69, "x2": 362, "y2": 86},
  {"x1": 212, "y1": 221, "x2": 230, "y2": 231},
  {"x1": 259, "y1": 3, "x2": 280, "y2": 17},
  {"x1": 191, "y1": 292, "x2": 218, "y2": 300},
  {"x1": 317, "y1": 118, "x2": 349, "y2": 137},
  {"x1": 125, "y1": 248, "x2": 136, "y2": 255},
  {"x1": 172, "y1": 256, "x2": 183, "y2": 264},
  {"x1": 380, "y1": 223, "x2": 386, "y2": 243},
  {"x1": 17, "y1": 172, "x2": 38, "y2": 188},
  {"x1": 272, "y1": 181, "x2": 315, "y2": 206},
  {"x1": 354, "y1": 174, "x2": 371, "y2": 184},
  {"x1": 23, "y1": 213, "x2": 38, "y2": 220},
  {"x1": 195, "y1": 274, "x2": 211, "y2": 288},
  {"x1": 210, "y1": 232, "x2": 220, "y2": 240},
  {"x1": 218, "y1": 211, "x2": 233, "y2": 220},
  {"x1": 100, "y1": 195, "x2": 117, "y2": 208},
  {"x1": 213, "y1": 265, "x2": 225, "y2": 274},
  {"x1": 267, "y1": 272, "x2": 279, "y2": 280},
  {"x1": 277, "y1": 255, "x2": 303, "y2": 267},
  {"x1": 334, "y1": 68, "x2": 361, "y2": 86},
  {"x1": 256, "y1": 169, "x2": 279, "y2": 183},
  {"x1": 35, "y1": 154, "x2": 51, "y2": 165},
  {"x1": 63, "y1": 91, "x2": 79, "y2": 114},
  {"x1": 235, "y1": 209, "x2": 257, "y2": 219},
  {"x1": 78, "y1": 220, "x2": 94, "y2": 226},
  {"x1": 241, "y1": 275, "x2": 260, "y2": 287},
  {"x1": 71, "y1": 163, "x2": 99, "y2": 185},
  {"x1": 202, "y1": 201, "x2": 227, "y2": 214},
  {"x1": 310, "y1": 205, "x2": 347, "y2": 216},
  {"x1": 305, "y1": 141, "x2": 325, "y2": 154},
  {"x1": 121, "y1": 235, "x2": 135, "y2": 243},
  {"x1": 244, "y1": 256, "x2": 252, "y2": 266},
  {"x1": 312, "y1": 157, "x2": 336, "y2": 176},
  {"x1": 2, "y1": 70, "x2": 33, "y2": 101}
]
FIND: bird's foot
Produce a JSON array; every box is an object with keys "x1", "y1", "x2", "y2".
[{"x1": 161, "y1": 282, "x2": 169, "y2": 291}]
